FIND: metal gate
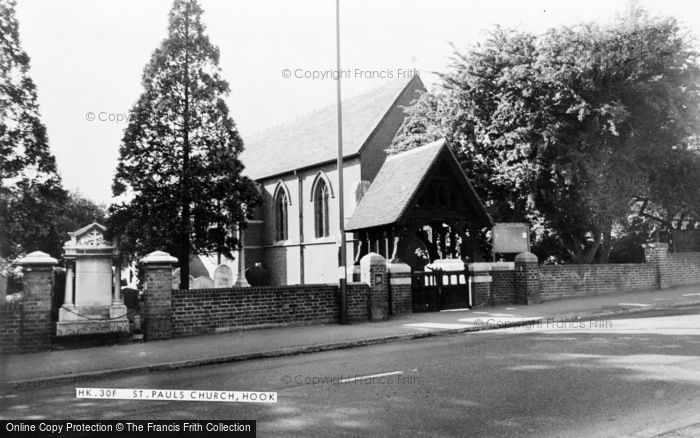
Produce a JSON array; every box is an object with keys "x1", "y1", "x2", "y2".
[{"x1": 411, "y1": 268, "x2": 471, "y2": 312}]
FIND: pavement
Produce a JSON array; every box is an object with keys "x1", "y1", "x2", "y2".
[{"x1": 2, "y1": 284, "x2": 700, "y2": 389}]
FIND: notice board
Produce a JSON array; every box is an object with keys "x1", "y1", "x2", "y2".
[{"x1": 492, "y1": 223, "x2": 530, "y2": 254}]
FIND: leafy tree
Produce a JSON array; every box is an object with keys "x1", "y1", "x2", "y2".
[
  {"x1": 390, "y1": 7, "x2": 700, "y2": 263},
  {"x1": 0, "y1": 180, "x2": 65, "y2": 259},
  {"x1": 56, "y1": 191, "x2": 106, "y2": 235},
  {"x1": 0, "y1": 0, "x2": 67, "y2": 260},
  {"x1": 108, "y1": 0, "x2": 260, "y2": 288},
  {"x1": 631, "y1": 140, "x2": 700, "y2": 236},
  {"x1": 534, "y1": 10, "x2": 700, "y2": 262}
]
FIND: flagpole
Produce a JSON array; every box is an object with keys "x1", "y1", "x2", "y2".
[{"x1": 336, "y1": 0, "x2": 348, "y2": 324}]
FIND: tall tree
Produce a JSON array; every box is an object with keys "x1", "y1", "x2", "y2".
[
  {"x1": 632, "y1": 141, "x2": 700, "y2": 235},
  {"x1": 109, "y1": 0, "x2": 260, "y2": 288},
  {"x1": 390, "y1": 8, "x2": 700, "y2": 263},
  {"x1": 0, "y1": 0, "x2": 67, "y2": 261}
]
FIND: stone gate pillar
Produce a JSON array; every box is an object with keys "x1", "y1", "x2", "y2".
[
  {"x1": 361, "y1": 253, "x2": 388, "y2": 321},
  {"x1": 515, "y1": 251, "x2": 540, "y2": 305},
  {"x1": 387, "y1": 261, "x2": 412, "y2": 315},
  {"x1": 141, "y1": 251, "x2": 178, "y2": 341},
  {"x1": 643, "y1": 242, "x2": 669, "y2": 289},
  {"x1": 469, "y1": 263, "x2": 492, "y2": 307},
  {"x1": 18, "y1": 251, "x2": 57, "y2": 352}
]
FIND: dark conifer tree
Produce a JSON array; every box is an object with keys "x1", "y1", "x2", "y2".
[
  {"x1": 0, "y1": 0, "x2": 67, "y2": 260},
  {"x1": 109, "y1": 0, "x2": 260, "y2": 287}
]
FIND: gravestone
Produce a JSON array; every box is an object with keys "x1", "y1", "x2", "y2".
[
  {"x1": 192, "y1": 275, "x2": 214, "y2": 289},
  {"x1": 172, "y1": 268, "x2": 180, "y2": 290},
  {"x1": 171, "y1": 268, "x2": 196, "y2": 290},
  {"x1": 214, "y1": 264, "x2": 233, "y2": 288}
]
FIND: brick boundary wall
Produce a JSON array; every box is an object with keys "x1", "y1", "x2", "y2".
[
  {"x1": 469, "y1": 262, "x2": 516, "y2": 307},
  {"x1": 469, "y1": 264, "x2": 491, "y2": 307},
  {"x1": 491, "y1": 270, "x2": 516, "y2": 305},
  {"x1": 0, "y1": 302, "x2": 23, "y2": 354},
  {"x1": 642, "y1": 243, "x2": 700, "y2": 290},
  {"x1": 534, "y1": 244, "x2": 700, "y2": 302},
  {"x1": 539, "y1": 263, "x2": 657, "y2": 301},
  {"x1": 347, "y1": 283, "x2": 370, "y2": 322},
  {"x1": 662, "y1": 252, "x2": 700, "y2": 288},
  {"x1": 171, "y1": 283, "x2": 370, "y2": 337},
  {"x1": 466, "y1": 247, "x2": 700, "y2": 306},
  {"x1": 471, "y1": 280, "x2": 490, "y2": 307},
  {"x1": 388, "y1": 273, "x2": 412, "y2": 315}
]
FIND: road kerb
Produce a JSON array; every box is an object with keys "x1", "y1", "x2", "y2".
[{"x1": 631, "y1": 413, "x2": 700, "y2": 437}]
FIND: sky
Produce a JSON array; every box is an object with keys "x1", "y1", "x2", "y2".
[{"x1": 13, "y1": 0, "x2": 700, "y2": 204}]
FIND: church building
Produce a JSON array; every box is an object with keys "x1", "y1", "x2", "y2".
[{"x1": 240, "y1": 75, "x2": 491, "y2": 285}]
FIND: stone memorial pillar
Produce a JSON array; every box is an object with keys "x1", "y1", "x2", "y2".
[
  {"x1": 57, "y1": 223, "x2": 129, "y2": 336},
  {"x1": 234, "y1": 228, "x2": 251, "y2": 287},
  {"x1": 63, "y1": 260, "x2": 74, "y2": 308},
  {"x1": 112, "y1": 259, "x2": 123, "y2": 307}
]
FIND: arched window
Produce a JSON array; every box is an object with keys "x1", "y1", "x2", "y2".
[
  {"x1": 314, "y1": 178, "x2": 330, "y2": 238},
  {"x1": 275, "y1": 190, "x2": 288, "y2": 241}
]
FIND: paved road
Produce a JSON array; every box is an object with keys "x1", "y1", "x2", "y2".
[{"x1": 2, "y1": 306, "x2": 700, "y2": 437}]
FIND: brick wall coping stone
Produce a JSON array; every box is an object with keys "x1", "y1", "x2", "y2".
[
  {"x1": 469, "y1": 262, "x2": 515, "y2": 272},
  {"x1": 515, "y1": 251, "x2": 538, "y2": 263},
  {"x1": 467, "y1": 262, "x2": 494, "y2": 283},
  {"x1": 642, "y1": 242, "x2": 669, "y2": 249},
  {"x1": 18, "y1": 251, "x2": 57, "y2": 266},
  {"x1": 386, "y1": 262, "x2": 411, "y2": 274},
  {"x1": 541, "y1": 263, "x2": 648, "y2": 269},
  {"x1": 141, "y1": 251, "x2": 178, "y2": 265},
  {"x1": 361, "y1": 252, "x2": 386, "y2": 264},
  {"x1": 174, "y1": 282, "x2": 365, "y2": 293}
]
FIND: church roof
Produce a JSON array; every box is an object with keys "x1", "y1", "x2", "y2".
[
  {"x1": 345, "y1": 139, "x2": 493, "y2": 231},
  {"x1": 241, "y1": 75, "x2": 424, "y2": 180}
]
